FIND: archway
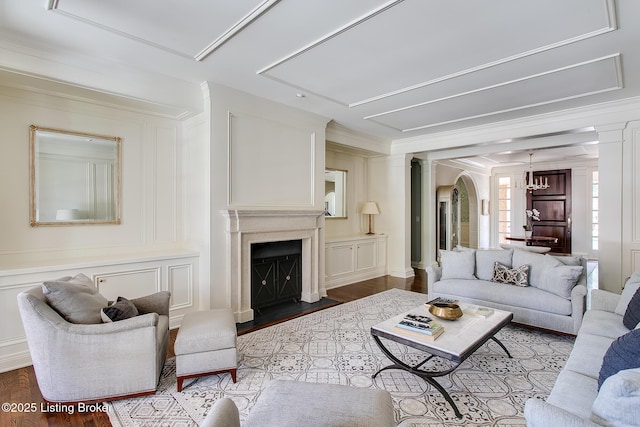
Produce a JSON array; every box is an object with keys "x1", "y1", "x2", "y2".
[{"x1": 454, "y1": 173, "x2": 479, "y2": 249}]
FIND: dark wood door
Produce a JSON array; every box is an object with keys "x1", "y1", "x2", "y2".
[{"x1": 527, "y1": 169, "x2": 572, "y2": 254}]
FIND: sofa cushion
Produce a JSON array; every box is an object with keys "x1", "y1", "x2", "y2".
[
  {"x1": 598, "y1": 329, "x2": 640, "y2": 389},
  {"x1": 42, "y1": 273, "x2": 108, "y2": 324},
  {"x1": 475, "y1": 249, "x2": 513, "y2": 281},
  {"x1": 623, "y1": 287, "x2": 640, "y2": 329},
  {"x1": 512, "y1": 249, "x2": 563, "y2": 288},
  {"x1": 440, "y1": 249, "x2": 476, "y2": 280},
  {"x1": 580, "y1": 310, "x2": 630, "y2": 340},
  {"x1": 432, "y1": 279, "x2": 572, "y2": 315},
  {"x1": 546, "y1": 369, "x2": 599, "y2": 419},
  {"x1": 491, "y1": 262, "x2": 529, "y2": 286},
  {"x1": 615, "y1": 272, "x2": 640, "y2": 315},
  {"x1": 101, "y1": 297, "x2": 139, "y2": 323},
  {"x1": 564, "y1": 332, "x2": 615, "y2": 379},
  {"x1": 591, "y1": 368, "x2": 640, "y2": 427},
  {"x1": 537, "y1": 265, "x2": 583, "y2": 299}
]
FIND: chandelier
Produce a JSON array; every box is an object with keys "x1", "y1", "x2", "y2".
[{"x1": 516, "y1": 152, "x2": 549, "y2": 192}]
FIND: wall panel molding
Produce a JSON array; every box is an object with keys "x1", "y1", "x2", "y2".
[{"x1": 227, "y1": 112, "x2": 316, "y2": 208}]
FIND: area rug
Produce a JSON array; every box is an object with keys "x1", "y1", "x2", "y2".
[{"x1": 108, "y1": 288, "x2": 574, "y2": 426}]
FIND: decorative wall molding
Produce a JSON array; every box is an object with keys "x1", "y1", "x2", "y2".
[
  {"x1": 367, "y1": 54, "x2": 623, "y2": 133},
  {"x1": 258, "y1": 0, "x2": 616, "y2": 112},
  {"x1": 227, "y1": 112, "x2": 316, "y2": 208}
]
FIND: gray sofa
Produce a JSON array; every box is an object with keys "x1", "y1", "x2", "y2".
[
  {"x1": 524, "y1": 274, "x2": 640, "y2": 426},
  {"x1": 427, "y1": 247, "x2": 587, "y2": 334}
]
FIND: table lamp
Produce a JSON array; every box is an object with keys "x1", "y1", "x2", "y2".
[{"x1": 361, "y1": 201, "x2": 380, "y2": 235}]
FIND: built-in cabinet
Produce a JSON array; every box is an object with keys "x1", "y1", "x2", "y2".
[
  {"x1": 0, "y1": 251, "x2": 199, "y2": 373},
  {"x1": 325, "y1": 235, "x2": 387, "y2": 289}
]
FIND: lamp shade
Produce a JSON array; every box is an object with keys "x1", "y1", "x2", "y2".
[{"x1": 361, "y1": 201, "x2": 380, "y2": 215}]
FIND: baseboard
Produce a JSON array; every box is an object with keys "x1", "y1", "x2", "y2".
[
  {"x1": 324, "y1": 269, "x2": 386, "y2": 290},
  {"x1": 388, "y1": 267, "x2": 415, "y2": 279},
  {"x1": 0, "y1": 350, "x2": 32, "y2": 373}
]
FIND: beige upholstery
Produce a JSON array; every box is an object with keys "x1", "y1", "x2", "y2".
[
  {"x1": 17, "y1": 286, "x2": 170, "y2": 403},
  {"x1": 175, "y1": 309, "x2": 237, "y2": 391}
]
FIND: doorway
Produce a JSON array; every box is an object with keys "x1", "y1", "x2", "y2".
[{"x1": 527, "y1": 169, "x2": 572, "y2": 254}]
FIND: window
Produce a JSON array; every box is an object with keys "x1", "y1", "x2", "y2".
[
  {"x1": 592, "y1": 171, "x2": 599, "y2": 251},
  {"x1": 498, "y1": 177, "x2": 511, "y2": 243}
]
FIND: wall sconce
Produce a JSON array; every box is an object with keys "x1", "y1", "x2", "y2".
[
  {"x1": 360, "y1": 201, "x2": 380, "y2": 235},
  {"x1": 481, "y1": 199, "x2": 489, "y2": 216}
]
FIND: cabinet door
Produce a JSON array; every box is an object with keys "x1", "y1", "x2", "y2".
[
  {"x1": 252, "y1": 259, "x2": 277, "y2": 309},
  {"x1": 356, "y1": 241, "x2": 376, "y2": 270},
  {"x1": 277, "y1": 256, "x2": 301, "y2": 301},
  {"x1": 95, "y1": 268, "x2": 160, "y2": 301},
  {"x1": 328, "y1": 244, "x2": 355, "y2": 275}
]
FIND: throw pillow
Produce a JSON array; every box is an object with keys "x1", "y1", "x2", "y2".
[
  {"x1": 615, "y1": 272, "x2": 640, "y2": 315},
  {"x1": 512, "y1": 249, "x2": 562, "y2": 288},
  {"x1": 491, "y1": 262, "x2": 529, "y2": 287},
  {"x1": 591, "y1": 368, "x2": 640, "y2": 427},
  {"x1": 598, "y1": 329, "x2": 640, "y2": 390},
  {"x1": 42, "y1": 273, "x2": 108, "y2": 324},
  {"x1": 440, "y1": 249, "x2": 476, "y2": 280},
  {"x1": 537, "y1": 265, "x2": 584, "y2": 299},
  {"x1": 129, "y1": 291, "x2": 171, "y2": 316},
  {"x1": 475, "y1": 249, "x2": 513, "y2": 281},
  {"x1": 623, "y1": 287, "x2": 640, "y2": 329},
  {"x1": 101, "y1": 297, "x2": 139, "y2": 323}
]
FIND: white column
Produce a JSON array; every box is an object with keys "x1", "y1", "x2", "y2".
[{"x1": 596, "y1": 123, "x2": 627, "y2": 293}]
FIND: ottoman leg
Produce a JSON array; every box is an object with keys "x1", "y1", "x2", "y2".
[{"x1": 176, "y1": 369, "x2": 237, "y2": 392}]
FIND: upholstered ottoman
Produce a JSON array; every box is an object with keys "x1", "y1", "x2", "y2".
[
  {"x1": 244, "y1": 380, "x2": 395, "y2": 427},
  {"x1": 201, "y1": 380, "x2": 395, "y2": 427},
  {"x1": 175, "y1": 309, "x2": 237, "y2": 392}
]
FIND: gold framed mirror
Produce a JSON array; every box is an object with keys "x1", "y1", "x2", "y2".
[
  {"x1": 29, "y1": 125, "x2": 121, "y2": 227},
  {"x1": 324, "y1": 169, "x2": 347, "y2": 218}
]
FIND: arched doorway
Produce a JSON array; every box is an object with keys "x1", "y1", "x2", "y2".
[{"x1": 454, "y1": 174, "x2": 479, "y2": 249}]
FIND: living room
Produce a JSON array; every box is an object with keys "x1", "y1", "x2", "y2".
[{"x1": 1, "y1": 1, "x2": 640, "y2": 426}]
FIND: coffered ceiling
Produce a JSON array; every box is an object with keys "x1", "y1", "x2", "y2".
[{"x1": 0, "y1": 0, "x2": 638, "y2": 146}]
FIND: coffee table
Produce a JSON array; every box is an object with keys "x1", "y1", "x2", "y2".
[{"x1": 370, "y1": 303, "x2": 513, "y2": 418}]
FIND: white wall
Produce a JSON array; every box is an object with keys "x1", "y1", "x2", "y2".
[
  {"x1": 201, "y1": 82, "x2": 329, "y2": 309},
  {"x1": 0, "y1": 85, "x2": 187, "y2": 266},
  {"x1": 325, "y1": 148, "x2": 369, "y2": 237},
  {"x1": 369, "y1": 154, "x2": 414, "y2": 278}
]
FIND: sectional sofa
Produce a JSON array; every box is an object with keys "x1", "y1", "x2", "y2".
[{"x1": 427, "y1": 247, "x2": 587, "y2": 334}]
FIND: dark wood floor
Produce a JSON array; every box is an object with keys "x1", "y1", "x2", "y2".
[{"x1": 0, "y1": 270, "x2": 426, "y2": 426}]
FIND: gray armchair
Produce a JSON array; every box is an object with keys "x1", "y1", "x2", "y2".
[{"x1": 17, "y1": 286, "x2": 170, "y2": 403}]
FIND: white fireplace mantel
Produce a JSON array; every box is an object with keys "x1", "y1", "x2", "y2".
[{"x1": 221, "y1": 209, "x2": 325, "y2": 322}]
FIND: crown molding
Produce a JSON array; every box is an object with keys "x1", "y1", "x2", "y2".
[{"x1": 391, "y1": 95, "x2": 640, "y2": 155}]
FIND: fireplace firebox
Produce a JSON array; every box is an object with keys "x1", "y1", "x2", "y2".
[{"x1": 251, "y1": 240, "x2": 302, "y2": 313}]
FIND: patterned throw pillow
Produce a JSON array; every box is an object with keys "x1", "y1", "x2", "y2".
[
  {"x1": 101, "y1": 297, "x2": 139, "y2": 323},
  {"x1": 491, "y1": 262, "x2": 529, "y2": 287}
]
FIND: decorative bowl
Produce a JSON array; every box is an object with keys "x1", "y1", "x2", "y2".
[{"x1": 428, "y1": 302, "x2": 463, "y2": 320}]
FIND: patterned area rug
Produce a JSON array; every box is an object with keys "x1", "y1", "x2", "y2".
[{"x1": 108, "y1": 288, "x2": 574, "y2": 426}]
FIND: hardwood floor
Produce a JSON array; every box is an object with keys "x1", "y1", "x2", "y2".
[{"x1": 0, "y1": 270, "x2": 426, "y2": 426}]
